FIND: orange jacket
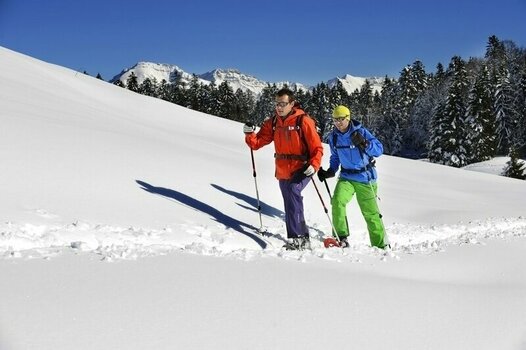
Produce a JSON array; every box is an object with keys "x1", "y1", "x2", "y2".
[{"x1": 245, "y1": 106, "x2": 323, "y2": 180}]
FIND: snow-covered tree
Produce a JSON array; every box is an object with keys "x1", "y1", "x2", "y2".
[
  {"x1": 502, "y1": 146, "x2": 526, "y2": 179},
  {"x1": 466, "y1": 64, "x2": 496, "y2": 162},
  {"x1": 232, "y1": 89, "x2": 255, "y2": 123},
  {"x1": 307, "y1": 82, "x2": 332, "y2": 128},
  {"x1": 355, "y1": 79, "x2": 374, "y2": 127},
  {"x1": 215, "y1": 81, "x2": 236, "y2": 119},
  {"x1": 517, "y1": 62, "x2": 526, "y2": 153},
  {"x1": 494, "y1": 66, "x2": 516, "y2": 154},
  {"x1": 139, "y1": 77, "x2": 158, "y2": 97},
  {"x1": 427, "y1": 99, "x2": 447, "y2": 163},
  {"x1": 428, "y1": 56, "x2": 469, "y2": 167},
  {"x1": 113, "y1": 79, "x2": 125, "y2": 88},
  {"x1": 186, "y1": 75, "x2": 207, "y2": 112},
  {"x1": 329, "y1": 80, "x2": 351, "y2": 110},
  {"x1": 376, "y1": 77, "x2": 400, "y2": 154},
  {"x1": 157, "y1": 79, "x2": 171, "y2": 101},
  {"x1": 126, "y1": 72, "x2": 139, "y2": 93},
  {"x1": 253, "y1": 84, "x2": 278, "y2": 125}
]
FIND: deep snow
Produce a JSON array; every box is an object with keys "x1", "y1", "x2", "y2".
[{"x1": 1, "y1": 46, "x2": 526, "y2": 350}]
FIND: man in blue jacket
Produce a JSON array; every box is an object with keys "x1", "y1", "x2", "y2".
[{"x1": 317, "y1": 105, "x2": 387, "y2": 249}]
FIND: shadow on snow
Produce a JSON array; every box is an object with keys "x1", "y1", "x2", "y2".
[
  {"x1": 210, "y1": 183, "x2": 284, "y2": 219},
  {"x1": 136, "y1": 180, "x2": 268, "y2": 249}
]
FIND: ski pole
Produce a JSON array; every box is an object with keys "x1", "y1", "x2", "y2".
[
  {"x1": 250, "y1": 149, "x2": 264, "y2": 232},
  {"x1": 323, "y1": 178, "x2": 350, "y2": 234},
  {"x1": 311, "y1": 177, "x2": 340, "y2": 243}
]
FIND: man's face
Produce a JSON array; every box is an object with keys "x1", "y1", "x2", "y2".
[
  {"x1": 275, "y1": 95, "x2": 294, "y2": 117},
  {"x1": 333, "y1": 117, "x2": 350, "y2": 132}
]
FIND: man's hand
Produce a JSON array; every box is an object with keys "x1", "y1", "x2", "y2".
[
  {"x1": 303, "y1": 165, "x2": 315, "y2": 177},
  {"x1": 243, "y1": 122, "x2": 255, "y2": 134},
  {"x1": 317, "y1": 167, "x2": 335, "y2": 182},
  {"x1": 351, "y1": 131, "x2": 368, "y2": 150}
]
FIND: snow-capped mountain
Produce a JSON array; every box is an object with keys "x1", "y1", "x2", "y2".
[
  {"x1": 110, "y1": 62, "x2": 209, "y2": 87},
  {"x1": 198, "y1": 68, "x2": 310, "y2": 96},
  {"x1": 111, "y1": 62, "x2": 383, "y2": 96},
  {"x1": 327, "y1": 74, "x2": 384, "y2": 94}
]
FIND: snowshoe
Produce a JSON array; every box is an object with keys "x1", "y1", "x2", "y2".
[
  {"x1": 283, "y1": 236, "x2": 311, "y2": 251},
  {"x1": 323, "y1": 236, "x2": 349, "y2": 248}
]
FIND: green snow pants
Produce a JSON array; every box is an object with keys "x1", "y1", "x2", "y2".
[{"x1": 331, "y1": 179, "x2": 386, "y2": 248}]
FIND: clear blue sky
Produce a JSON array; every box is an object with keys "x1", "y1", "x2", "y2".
[{"x1": 1, "y1": 0, "x2": 525, "y2": 85}]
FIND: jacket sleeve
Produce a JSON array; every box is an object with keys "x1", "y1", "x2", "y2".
[
  {"x1": 328, "y1": 132, "x2": 341, "y2": 172},
  {"x1": 362, "y1": 127, "x2": 383, "y2": 157},
  {"x1": 245, "y1": 118, "x2": 274, "y2": 150},
  {"x1": 302, "y1": 117, "x2": 323, "y2": 170}
]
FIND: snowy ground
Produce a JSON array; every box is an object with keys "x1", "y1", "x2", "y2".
[{"x1": 1, "y1": 46, "x2": 526, "y2": 350}]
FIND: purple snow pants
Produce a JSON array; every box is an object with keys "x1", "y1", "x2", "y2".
[{"x1": 278, "y1": 176, "x2": 311, "y2": 238}]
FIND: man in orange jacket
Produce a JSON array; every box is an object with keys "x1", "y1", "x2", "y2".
[{"x1": 244, "y1": 88, "x2": 323, "y2": 250}]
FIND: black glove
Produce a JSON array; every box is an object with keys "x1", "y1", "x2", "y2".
[
  {"x1": 317, "y1": 167, "x2": 335, "y2": 182},
  {"x1": 290, "y1": 164, "x2": 310, "y2": 183},
  {"x1": 351, "y1": 131, "x2": 369, "y2": 151},
  {"x1": 243, "y1": 122, "x2": 255, "y2": 134}
]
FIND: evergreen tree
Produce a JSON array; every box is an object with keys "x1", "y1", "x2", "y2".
[
  {"x1": 428, "y1": 99, "x2": 448, "y2": 163},
  {"x1": 216, "y1": 81, "x2": 236, "y2": 120},
  {"x1": 233, "y1": 89, "x2": 255, "y2": 123},
  {"x1": 517, "y1": 61, "x2": 526, "y2": 154},
  {"x1": 376, "y1": 76, "x2": 401, "y2": 154},
  {"x1": 307, "y1": 82, "x2": 332, "y2": 141},
  {"x1": 126, "y1": 72, "x2": 139, "y2": 93},
  {"x1": 139, "y1": 77, "x2": 158, "y2": 97},
  {"x1": 113, "y1": 79, "x2": 125, "y2": 88},
  {"x1": 203, "y1": 81, "x2": 219, "y2": 115},
  {"x1": 294, "y1": 87, "x2": 310, "y2": 110},
  {"x1": 466, "y1": 64, "x2": 496, "y2": 162},
  {"x1": 401, "y1": 61, "x2": 428, "y2": 152},
  {"x1": 434, "y1": 63, "x2": 446, "y2": 83},
  {"x1": 157, "y1": 79, "x2": 171, "y2": 101},
  {"x1": 172, "y1": 79, "x2": 188, "y2": 107},
  {"x1": 187, "y1": 75, "x2": 205, "y2": 111},
  {"x1": 494, "y1": 65, "x2": 515, "y2": 154},
  {"x1": 485, "y1": 35, "x2": 506, "y2": 71},
  {"x1": 406, "y1": 89, "x2": 435, "y2": 157},
  {"x1": 502, "y1": 146, "x2": 526, "y2": 179},
  {"x1": 370, "y1": 90, "x2": 382, "y2": 131},
  {"x1": 96, "y1": 73, "x2": 103, "y2": 80},
  {"x1": 253, "y1": 84, "x2": 277, "y2": 125},
  {"x1": 429, "y1": 56, "x2": 469, "y2": 167},
  {"x1": 356, "y1": 79, "x2": 374, "y2": 126},
  {"x1": 330, "y1": 80, "x2": 350, "y2": 108}
]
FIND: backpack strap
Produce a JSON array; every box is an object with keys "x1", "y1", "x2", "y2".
[{"x1": 332, "y1": 129, "x2": 376, "y2": 172}]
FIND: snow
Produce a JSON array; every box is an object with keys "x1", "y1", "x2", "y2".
[
  {"x1": 113, "y1": 61, "x2": 376, "y2": 96},
  {"x1": 328, "y1": 74, "x2": 384, "y2": 94},
  {"x1": 463, "y1": 156, "x2": 510, "y2": 176},
  {"x1": 1, "y1": 45, "x2": 526, "y2": 350}
]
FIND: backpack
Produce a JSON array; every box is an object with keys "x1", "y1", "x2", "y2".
[{"x1": 271, "y1": 113, "x2": 321, "y2": 152}]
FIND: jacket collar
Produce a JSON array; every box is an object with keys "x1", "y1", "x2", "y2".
[{"x1": 336, "y1": 119, "x2": 361, "y2": 136}]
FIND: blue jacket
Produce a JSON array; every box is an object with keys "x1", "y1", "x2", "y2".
[{"x1": 328, "y1": 120, "x2": 383, "y2": 184}]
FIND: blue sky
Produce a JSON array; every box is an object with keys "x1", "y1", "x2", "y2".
[{"x1": 1, "y1": 0, "x2": 525, "y2": 85}]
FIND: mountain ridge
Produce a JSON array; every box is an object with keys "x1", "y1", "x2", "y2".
[{"x1": 111, "y1": 61, "x2": 384, "y2": 96}]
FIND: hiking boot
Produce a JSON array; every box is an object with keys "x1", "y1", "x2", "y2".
[
  {"x1": 338, "y1": 237, "x2": 350, "y2": 248},
  {"x1": 283, "y1": 236, "x2": 311, "y2": 251}
]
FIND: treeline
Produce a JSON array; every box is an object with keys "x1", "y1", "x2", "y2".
[{"x1": 112, "y1": 35, "x2": 526, "y2": 179}]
